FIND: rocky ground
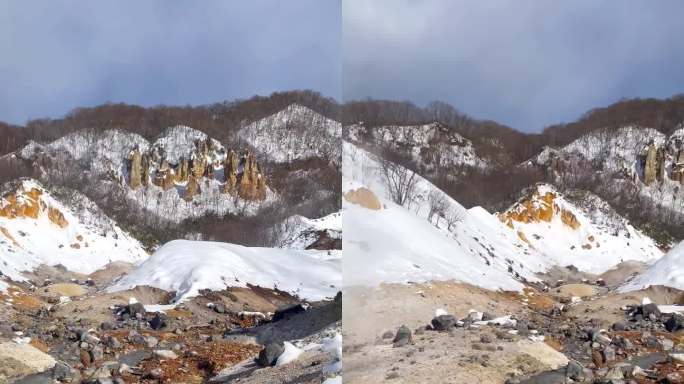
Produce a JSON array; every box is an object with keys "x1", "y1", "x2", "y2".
[
  {"x1": 0, "y1": 264, "x2": 342, "y2": 384},
  {"x1": 343, "y1": 268, "x2": 684, "y2": 384}
]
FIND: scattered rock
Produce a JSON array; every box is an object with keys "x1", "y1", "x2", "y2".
[
  {"x1": 431, "y1": 314, "x2": 457, "y2": 331},
  {"x1": 392, "y1": 325, "x2": 412, "y2": 347},
  {"x1": 273, "y1": 303, "x2": 306, "y2": 321},
  {"x1": 153, "y1": 350, "x2": 178, "y2": 360},
  {"x1": 565, "y1": 360, "x2": 585, "y2": 381}
]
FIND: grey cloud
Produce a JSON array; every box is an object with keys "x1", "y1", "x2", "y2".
[
  {"x1": 0, "y1": 0, "x2": 341, "y2": 124},
  {"x1": 343, "y1": 0, "x2": 684, "y2": 131}
]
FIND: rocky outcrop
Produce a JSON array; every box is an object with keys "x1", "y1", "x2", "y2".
[
  {"x1": 643, "y1": 142, "x2": 667, "y2": 185},
  {"x1": 129, "y1": 148, "x2": 143, "y2": 189},
  {"x1": 672, "y1": 150, "x2": 684, "y2": 184},
  {"x1": 0, "y1": 187, "x2": 42, "y2": 219},
  {"x1": 141, "y1": 153, "x2": 150, "y2": 187},
  {"x1": 344, "y1": 187, "x2": 382, "y2": 210},
  {"x1": 48, "y1": 207, "x2": 69, "y2": 228},
  {"x1": 223, "y1": 150, "x2": 238, "y2": 194},
  {"x1": 238, "y1": 151, "x2": 267, "y2": 200},
  {"x1": 176, "y1": 157, "x2": 189, "y2": 183},
  {"x1": 184, "y1": 175, "x2": 200, "y2": 201},
  {"x1": 125, "y1": 139, "x2": 268, "y2": 202},
  {"x1": 560, "y1": 209, "x2": 580, "y2": 230}
]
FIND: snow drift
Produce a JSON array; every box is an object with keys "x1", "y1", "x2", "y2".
[
  {"x1": 620, "y1": 240, "x2": 684, "y2": 292},
  {"x1": 108, "y1": 239, "x2": 341, "y2": 302}
]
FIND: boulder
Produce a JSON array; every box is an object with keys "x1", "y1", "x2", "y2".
[
  {"x1": 392, "y1": 325, "x2": 412, "y2": 347},
  {"x1": 124, "y1": 302, "x2": 146, "y2": 318},
  {"x1": 256, "y1": 342, "x2": 285, "y2": 367},
  {"x1": 0, "y1": 342, "x2": 57, "y2": 382},
  {"x1": 149, "y1": 313, "x2": 167, "y2": 330},
  {"x1": 431, "y1": 314, "x2": 457, "y2": 331},
  {"x1": 273, "y1": 303, "x2": 306, "y2": 321},
  {"x1": 665, "y1": 314, "x2": 684, "y2": 332},
  {"x1": 565, "y1": 360, "x2": 586, "y2": 381}
]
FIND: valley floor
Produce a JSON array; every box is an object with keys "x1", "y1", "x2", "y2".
[
  {"x1": 0, "y1": 263, "x2": 341, "y2": 384},
  {"x1": 343, "y1": 275, "x2": 684, "y2": 384}
]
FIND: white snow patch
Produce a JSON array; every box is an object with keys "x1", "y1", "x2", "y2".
[
  {"x1": 108, "y1": 240, "x2": 341, "y2": 302},
  {"x1": 275, "y1": 342, "x2": 304, "y2": 366},
  {"x1": 620, "y1": 241, "x2": 684, "y2": 292}
]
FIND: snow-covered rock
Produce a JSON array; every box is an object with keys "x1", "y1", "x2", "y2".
[
  {"x1": 238, "y1": 104, "x2": 341, "y2": 164},
  {"x1": 0, "y1": 179, "x2": 148, "y2": 282},
  {"x1": 108, "y1": 239, "x2": 341, "y2": 302},
  {"x1": 347, "y1": 122, "x2": 486, "y2": 170},
  {"x1": 620, "y1": 240, "x2": 684, "y2": 292},
  {"x1": 499, "y1": 183, "x2": 663, "y2": 274},
  {"x1": 275, "y1": 211, "x2": 342, "y2": 250}
]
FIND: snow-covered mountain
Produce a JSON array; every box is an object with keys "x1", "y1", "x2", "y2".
[
  {"x1": 238, "y1": 104, "x2": 342, "y2": 164},
  {"x1": 346, "y1": 122, "x2": 486, "y2": 171},
  {"x1": 274, "y1": 211, "x2": 342, "y2": 250},
  {"x1": 19, "y1": 126, "x2": 275, "y2": 223},
  {"x1": 0, "y1": 179, "x2": 148, "y2": 284},
  {"x1": 343, "y1": 141, "x2": 547, "y2": 291},
  {"x1": 620, "y1": 240, "x2": 684, "y2": 292},
  {"x1": 498, "y1": 183, "x2": 663, "y2": 274},
  {"x1": 527, "y1": 125, "x2": 684, "y2": 221},
  {"x1": 108, "y1": 239, "x2": 341, "y2": 302}
]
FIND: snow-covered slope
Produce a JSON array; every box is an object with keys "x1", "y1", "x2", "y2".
[
  {"x1": 620, "y1": 240, "x2": 684, "y2": 292},
  {"x1": 347, "y1": 122, "x2": 486, "y2": 170},
  {"x1": 499, "y1": 184, "x2": 663, "y2": 274},
  {"x1": 343, "y1": 141, "x2": 546, "y2": 292},
  {"x1": 238, "y1": 104, "x2": 342, "y2": 164},
  {"x1": 0, "y1": 179, "x2": 148, "y2": 283},
  {"x1": 275, "y1": 211, "x2": 342, "y2": 250},
  {"x1": 108, "y1": 239, "x2": 341, "y2": 302}
]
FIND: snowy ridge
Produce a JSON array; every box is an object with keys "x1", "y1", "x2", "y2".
[
  {"x1": 18, "y1": 126, "x2": 275, "y2": 223},
  {"x1": 343, "y1": 141, "x2": 547, "y2": 292},
  {"x1": 620, "y1": 240, "x2": 684, "y2": 292},
  {"x1": 275, "y1": 211, "x2": 342, "y2": 250},
  {"x1": 0, "y1": 179, "x2": 148, "y2": 284},
  {"x1": 238, "y1": 104, "x2": 342, "y2": 164},
  {"x1": 499, "y1": 184, "x2": 662, "y2": 274},
  {"x1": 347, "y1": 122, "x2": 486, "y2": 170},
  {"x1": 108, "y1": 239, "x2": 341, "y2": 302},
  {"x1": 151, "y1": 125, "x2": 225, "y2": 165},
  {"x1": 20, "y1": 129, "x2": 150, "y2": 177}
]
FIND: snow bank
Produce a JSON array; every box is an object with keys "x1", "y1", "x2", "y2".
[
  {"x1": 276, "y1": 342, "x2": 304, "y2": 366},
  {"x1": 108, "y1": 240, "x2": 341, "y2": 302},
  {"x1": 620, "y1": 240, "x2": 684, "y2": 292}
]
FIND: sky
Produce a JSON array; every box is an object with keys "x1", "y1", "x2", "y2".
[
  {"x1": 0, "y1": 1, "x2": 341, "y2": 125},
  {"x1": 343, "y1": 0, "x2": 684, "y2": 132}
]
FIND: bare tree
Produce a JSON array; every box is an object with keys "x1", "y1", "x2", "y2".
[
  {"x1": 427, "y1": 189, "x2": 448, "y2": 225},
  {"x1": 379, "y1": 157, "x2": 418, "y2": 208},
  {"x1": 444, "y1": 207, "x2": 466, "y2": 231}
]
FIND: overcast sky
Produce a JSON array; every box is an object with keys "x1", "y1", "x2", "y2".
[
  {"x1": 343, "y1": 0, "x2": 684, "y2": 132},
  {"x1": 0, "y1": 1, "x2": 341, "y2": 125}
]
